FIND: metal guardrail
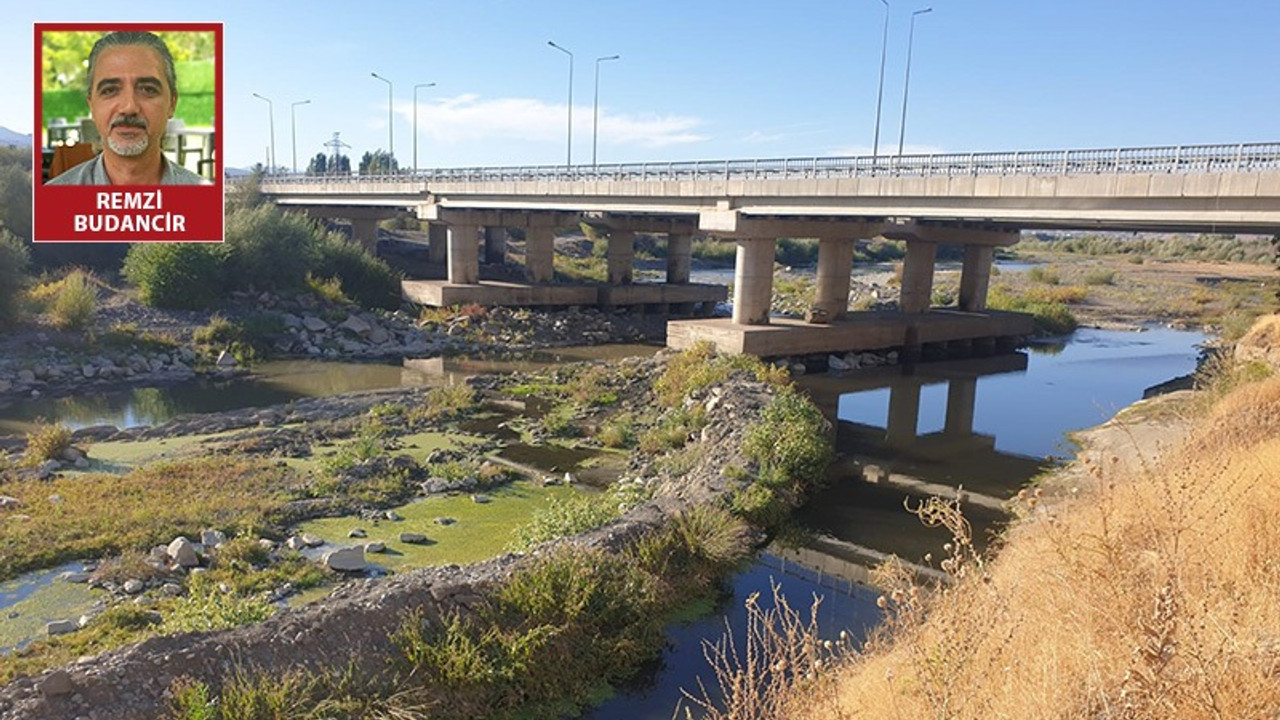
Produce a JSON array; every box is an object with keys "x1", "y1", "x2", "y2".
[{"x1": 257, "y1": 142, "x2": 1280, "y2": 186}]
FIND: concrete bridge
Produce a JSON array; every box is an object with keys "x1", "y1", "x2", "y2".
[{"x1": 259, "y1": 142, "x2": 1280, "y2": 357}]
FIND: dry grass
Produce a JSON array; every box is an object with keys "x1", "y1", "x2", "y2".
[{"x1": 782, "y1": 371, "x2": 1280, "y2": 719}]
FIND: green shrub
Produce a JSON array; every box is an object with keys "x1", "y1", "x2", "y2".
[
  {"x1": 49, "y1": 270, "x2": 97, "y2": 330},
  {"x1": 161, "y1": 577, "x2": 276, "y2": 634},
  {"x1": 510, "y1": 494, "x2": 619, "y2": 551},
  {"x1": 223, "y1": 205, "x2": 318, "y2": 292},
  {"x1": 313, "y1": 232, "x2": 402, "y2": 310},
  {"x1": 1027, "y1": 265, "x2": 1061, "y2": 284},
  {"x1": 0, "y1": 230, "x2": 30, "y2": 328},
  {"x1": 739, "y1": 386, "x2": 832, "y2": 525},
  {"x1": 988, "y1": 286, "x2": 1080, "y2": 335},
  {"x1": 123, "y1": 242, "x2": 228, "y2": 309},
  {"x1": 775, "y1": 237, "x2": 820, "y2": 267},
  {"x1": 23, "y1": 422, "x2": 73, "y2": 466},
  {"x1": 1083, "y1": 268, "x2": 1116, "y2": 286}
]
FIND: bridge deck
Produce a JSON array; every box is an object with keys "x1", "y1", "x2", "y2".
[{"x1": 667, "y1": 309, "x2": 1035, "y2": 357}]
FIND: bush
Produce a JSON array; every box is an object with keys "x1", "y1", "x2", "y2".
[
  {"x1": 312, "y1": 231, "x2": 402, "y2": 309},
  {"x1": 123, "y1": 242, "x2": 228, "y2": 309},
  {"x1": 1083, "y1": 268, "x2": 1116, "y2": 286},
  {"x1": 23, "y1": 422, "x2": 73, "y2": 466},
  {"x1": 0, "y1": 229, "x2": 30, "y2": 328},
  {"x1": 161, "y1": 576, "x2": 276, "y2": 634},
  {"x1": 49, "y1": 270, "x2": 98, "y2": 330},
  {"x1": 223, "y1": 205, "x2": 318, "y2": 292}
]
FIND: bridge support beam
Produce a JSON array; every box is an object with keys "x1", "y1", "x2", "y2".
[
  {"x1": 812, "y1": 237, "x2": 858, "y2": 322},
  {"x1": 667, "y1": 232, "x2": 692, "y2": 284},
  {"x1": 351, "y1": 218, "x2": 379, "y2": 252},
  {"x1": 959, "y1": 244, "x2": 995, "y2": 312},
  {"x1": 483, "y1": 227, "x2": 507, "y2": 265},
  {"x1": 448, "y1": 224, "x2": 480, "y2": 284},
  {"x1": 526, "y1": 226, "x2": 556, "y2": 283},
  {"x1": 944, "y1": 377, "x2": 978, "y2": 437},
  {"x1": 886, "y1": 381, "x2": 922, "y2": 447},
  {"x1": 900, "y1": 240, "x2": 938, "y2": 314},
  {"x1": 733, "y1": 238, "x2": 776, "y2": 325},
  {"x1": 427, "y1": 222, "x2": 448, "y2": 264},
  {"x1": 607, "y1": 229, "x2": 635, "y2": 284}
]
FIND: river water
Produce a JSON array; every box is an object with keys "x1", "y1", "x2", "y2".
[{"x1": 0, "y1": 326, "x2": 1205, "y2": 717}]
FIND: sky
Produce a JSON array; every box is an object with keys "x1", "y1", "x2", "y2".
[{"x1": 4, "y1": 0, "x2": 1279, "y2": 171}]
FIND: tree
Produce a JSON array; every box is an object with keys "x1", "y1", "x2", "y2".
[
  {"x1": 0, "y1": 164, "x2": 32, "y2": 242},
  {"x1": 359, "y1": 149, "x2": 397, "y2": 175},
  {"x1": 306, "y1": 152, "x2": 327, "y2": 175}
]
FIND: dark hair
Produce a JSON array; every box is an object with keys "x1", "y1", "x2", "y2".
[{"x1": 85, "y1": 31, "x2": 177, "y2": 97}]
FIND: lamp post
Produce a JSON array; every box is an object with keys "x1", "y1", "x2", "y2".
[
  {"x1": 290, "y1": 99, "x2": 310, "y2": 174},
  {"x1": 413, "y1": 82, "x2": 436, "y2": 173},
  {"x1": 872, "y1": 0, "x2": 890, "y2": 161},
  {"x1": 897, "y1": 7, "x2": 932, "y2": 157},
  {"x1": 371, "y1": 72, "x2": 393, "y2": 172},
  {"x1": 592, "y1": 54, "x2": 619, "y2": 168},
  {"x1": 547, "y1": 41, "x2": 574, "y2": 169},
  {"x1": 251, "y1": 93, "x2": 275, "y2": 173}
]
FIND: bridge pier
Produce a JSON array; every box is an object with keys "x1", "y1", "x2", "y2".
[
  {"x1": 733, "y1": 238, "x2": 776, "y2": 325},
  {"x1": 607, "y1": 229, "x2": 635, "y2": 284},
  {"x1": 812, "y1": 237, "x2": 858, "y2": 322},
  {"x1": 483, "y1": 227, "x2": 508, "y2": 265},
  {"x1": 899, "y1": 240, "x2": 938, "y2": 314},
  {"x1": 447, "y1": 224, "x2": 481, "y2": 284},
  {"x1": 427, "y1": 222, "x2": 448, "y2": 264},
  {"x1": 667, "y1": 232, "x2": 692, "y2": 284},
  {"x1": 959, "y1": 244, "x2": 995, "y2": 312},
  {"x1": 350, "y1": 218, "x2": 380, "y2": 251},
  {"x1": 526, "y1": 226, "x2": 556, "y2": 283},
  {"x1": 944, "y1": 377, "x2": 978, "y2": 437}
]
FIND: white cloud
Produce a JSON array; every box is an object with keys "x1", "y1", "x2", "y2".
[{"x1": 393, "y1": 94, "x2": 708, "y2": 148}]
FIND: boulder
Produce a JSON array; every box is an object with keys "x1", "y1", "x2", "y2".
[
  {"x1": 365, "y1": 541, "x2": 386, "y2": 553},
  {"x1": 45, "y1": 620, "x2": 78, "y2": 636},
  {"x1": 322, "y1": 546, "x2": 366, "y2": 572},
  {"x1": 58, "y1": 571, "x2": 91, "y2": 584},
  {"x1": 167, "y1": 537, "x2": 200, "y2": 568},
  {"x1": 285, "y1": 535, "x2": 307, "y2": 551},
  {"x1": 39, "y1": 669, "x2": 75, "y2": 696},
  {"x1": 215, "y1": 351, "x2": 238, "y2": 368},
  {"x1": 828, "y1": 354, "x2": 851, "y2": 372},
  {"x1": 123, "y1": 579, "x2": 145, "y2": 595},
  {"x1": 201, "y1": 529, "x2": 227, "y2": 547},
  {"x1": 302, "y1": 316, "x2": 330, "y2": 332},
  {"x1": 348, "y1": 528, "x2": 368, "y2": 538},
  {"x1": 16, "y1": 369, "x2": 36, "y2": 384},
  {"x1": 81, "y1": 364, "x2": 98, "y2": 378},
  {"x1": 339, "y1": 315, "x2": 373, "y2": 336},
  {"x1": 471, "y1": 494, "x2": 492, "y2": 504},
  {"x1": 399, "y1": 532, "x2": 430, "y2": 544},
  {"x1": 301, "y1": 533, "x2": 325, "y2": 548}
]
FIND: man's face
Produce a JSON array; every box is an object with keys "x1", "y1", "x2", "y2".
[{"x1": 88, "y1": 44, "x2": 176, "y2": 159}]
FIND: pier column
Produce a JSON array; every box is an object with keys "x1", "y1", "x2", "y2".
[
  {"x1": 943, "y1": 377, "x2": 977, "y2": 437},
  {"x1": 666, "y1": 232, "x2": 692, "y2": 284},
  {"x1": 447, "y1": 224, "x2": 480, "y2": 285},
  {"x1": 483, "y1": 226, "x2": 508, "y2": 265},
  {"x1": 351, "y1": 218, "x2": 379, "y2": 252},
  {"x1": 525, "y1": 226, "x2": 555, "y2": 283},
  {"x1": 607, "y1": 229, "x2": 635, "y2": 284},
  {"x1": 812, "y1": 237, "x2": 857, "y2": 322},
  {"x1": 885, "y1": 380, "x2": 923, "y2": 447},
  {"x1": 899, "y1": 240, "x2": 938, "y2": 314},
  {"x1": 427, "y1": 222, "x2": 448, "y2": 264},
  {"x1": 959, "y1": 244, "x2": 995, "y2": 312},
  {"x1": 732, "y1": 238, "x2": 776, "y2": 325}
]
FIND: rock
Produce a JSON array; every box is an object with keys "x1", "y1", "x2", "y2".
[
  {"x1": 471, "y1": 494, "x2": 491, "y2": 504},
  {"x1": 385, "y1": 510, "x2": 402, "y2": 521},
  {"x1": 58, "y1": 571, "x2": 91, "y2": 584},
  {"x1": 399, "y1": 532, "x2": 430, "y2": 544},
  {"x1": 167, "y1": 537, "x2": 201, "y2": 568},
  {"x1": 0, "y1": 495, "x2": 20, "y2": 510},
  {"x1": 434, "y1": 517, "x2": 456, "y2": 526},
  {"x1": 365, "y1": 541, "x2": 386, "y2": 553},
  {"x1": 280, "y1": 313, "x2": 303, "y2": 329},
  {"x1": 122, "y1": 579, "x2": 145, "y2": 595},
  {"x1": 258, "y1": 538, "x2": 277, "y2": 552},
  {"x1": 201, "y1": 529, "x2": 227, "y2": 547},
  {"x1": 81, "y1": 364, "x2": 98, "y2": 378},
  {"x1": 46, "y1": 619, "x2": 78, "y2": 636},
  {"x1": 16, "y1": 369, "x2": 36, "y2": 384},
  {"x1": 367, "y1": 327, "x2": 390, "y2": 345},
  {"x1": 302, "y1": 316, "x2": 330, "y2": 332},
  {"x1": 215, "y1": 350, "x2": 237, "y2": 368},
  {"x1": 348, "y1": 528, "x2": 368, "y2": 538},
  {"x1": 40, "y1": 669, "x2": 75, "y2": 696},
  {"x1": 301, "y1": 533, "x2": 325, "y2": 548},
  {"x1": 160, "y1": 583, "x2": 184, "y2": 597},
  {"x1": 828, "y1": 354, "x2": 851, "y2": 372},
  {"x1": 59, "y1": 447, "x2": 85, "y2": 464},
  {"x1": 322, "y1": 546, "x2": 366, "y2": 572},
  {"x1": 285, "y1": 535, "x2": 307, "y2": 551},
  {"x1": 339, "y1": 315, "x2": 372, "y2": 335},
  {"x1": 37, "y1": 460, "x2": 62, "y2": 477},
  {"x1": 0, "y1": 379, "x2": 10, "y2": 392}
]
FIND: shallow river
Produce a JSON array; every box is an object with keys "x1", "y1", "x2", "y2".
[{"x1": 0, "y1": 326, "x2": 1205, "y2": 716}]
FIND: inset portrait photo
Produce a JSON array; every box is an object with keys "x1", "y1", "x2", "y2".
[{"x1": 33, "y1": 23, "x2": 223, "y2": 242}]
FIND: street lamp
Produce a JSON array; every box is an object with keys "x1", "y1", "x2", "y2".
[
  {"x1": 897, "y1": 7, "x2": 932, "y2": 157},
  {"x1": 290, "y1": 99, "x2": 311, "y2": 174},
  {"x1": 547, "y1": 40, "x2": 574, "y2": 169},
  {"x1": 592, "y1": 54, "x2": 619, "y2": 168},
  {"x1": 371, "y1": 72, "x2": 393, "y2": 172},
  {"x1": 413, "y1": 82, "x2": 436, "y2": 173},
  {"x1": 872, "y1": 0, "x2": 890, "y2": 161},
  {"x1": 251, "y1": 93, "x2": 275, "y2": 173}
]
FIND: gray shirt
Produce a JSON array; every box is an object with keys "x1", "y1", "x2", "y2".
[{"x1": 48, "y1": 152, "x2": 211, "y2": 185}]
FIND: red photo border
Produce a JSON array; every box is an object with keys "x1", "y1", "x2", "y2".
[{"x1": 32, "y1": 22, "x2": 224, "y2": 243}]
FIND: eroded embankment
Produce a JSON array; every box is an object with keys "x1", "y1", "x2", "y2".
[{"x1": 0, "y1": 358, "x2": 799, "y2": 720}]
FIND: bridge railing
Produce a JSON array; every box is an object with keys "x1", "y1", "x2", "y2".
[{"x1": 258, "y1": 142, "x2": 1280, "y2": 186}]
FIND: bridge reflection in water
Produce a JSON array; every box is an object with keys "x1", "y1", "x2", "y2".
[{"x1": 785, "y1": 351, "x2": 1052, "y2": 584}]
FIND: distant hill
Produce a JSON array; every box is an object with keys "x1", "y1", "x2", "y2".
[{"x1": 0, "y1": 127, "x2": 32, "y2": 147}]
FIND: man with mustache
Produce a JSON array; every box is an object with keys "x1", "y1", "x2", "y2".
[{"x1": 48, "y1": 31, "x2": 208, "y2": 185}]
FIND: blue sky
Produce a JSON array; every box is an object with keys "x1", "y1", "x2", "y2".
[{"x1": 5, "y1": 0, "x2": 1278, "y2": 170}]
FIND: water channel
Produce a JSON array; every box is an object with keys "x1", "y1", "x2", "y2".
[{"x1": 0, "y1": 326, "x2": 1205, "y2": 717}]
